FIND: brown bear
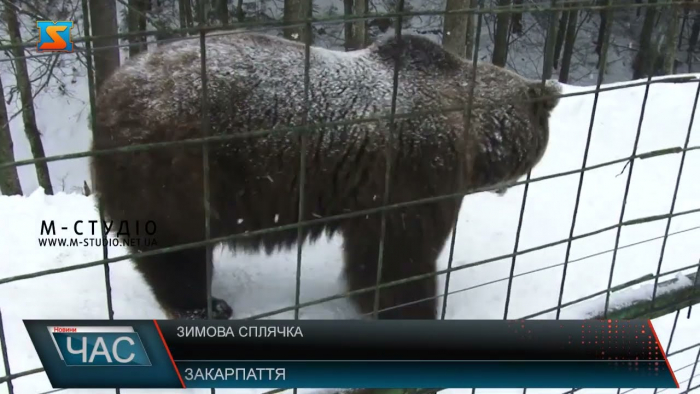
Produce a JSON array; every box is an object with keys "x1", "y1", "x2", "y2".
[{"x1": 91, "y1": 32, "x2": 561, "y2": 320}]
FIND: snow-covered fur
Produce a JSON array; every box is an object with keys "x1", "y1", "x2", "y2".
[{"x1": 91, "y1": 32, "x2": 561, "y2": 320}]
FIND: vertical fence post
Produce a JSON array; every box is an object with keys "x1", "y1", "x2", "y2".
[
  {"x1": 292, "y1": 0, "x2": 314, "y2": 394},
  {"x1": 502, "y1": 0, "x2": 558, "y2": 320},
  {"x1": 649, "y1": 79, "x2": 700, "y2": 309},
  {"x1": 441, "y1": 0, "x2": 484, "y2": 320},
  {"x1": 197, "y1": 0, "x2": 214, "y2": 324},
  {"x1": 652, "y1": 309, "x2": 681, "y2": 394},
  {"x1": 292, "y1": 5, "x2": 314, "y2": 394},
  {"x1": 555, "y1": 0, "x2": 613, "y2": 320},
  {"x1": 196, "y1": 2, "x2": 216, "y2": 394},
  {"x1": 603, "y1": 0, "x2": 667, "y2": 319},
  {"x1": 372, "y1": 0, "x2": 405, "y2": 318},
  {"x1": 687, "y1": 346, "x2": 700, "y2": 392},
  {"x1": 294, "y1": 0, "x2": 314, "y2": 321},
  {"x1": 0, "y1": 309, "x2": 13, "y2": 394},
  {"x1": 79, "y1": 3, "x2": 118, "y2": 394}
]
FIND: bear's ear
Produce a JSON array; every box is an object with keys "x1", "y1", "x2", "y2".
[{"x1": 526, "y1": 80, "x2": 561, "y2": 116}]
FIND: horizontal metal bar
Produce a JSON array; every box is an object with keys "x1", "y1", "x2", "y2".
[
  {"x1": 0, "y1": 367, "x2": 45, "y2": 384},
  {"x1": 2, "y1": 74, "x2": 697, "y2": 171}
]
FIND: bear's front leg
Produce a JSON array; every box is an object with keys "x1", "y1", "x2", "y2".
[{"x1": 131, "y1": 245, "x2": 234, "y2": 320}]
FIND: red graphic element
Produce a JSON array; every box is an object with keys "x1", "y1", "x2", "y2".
[
  {"x1": 648, "y1": 319, "x2": 679, "y2": 389},
  {"x1": 153, "y1": 320, "x2": 186, "y2": 389}
]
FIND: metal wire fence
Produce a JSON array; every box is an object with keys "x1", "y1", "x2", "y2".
[{"x1": 0, "y1": 0, "x2": 699, "y2": 393}]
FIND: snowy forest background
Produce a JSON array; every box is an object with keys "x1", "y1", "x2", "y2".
[{"x1": 0, "y1": 0, "x2": 698, "y2": 196}]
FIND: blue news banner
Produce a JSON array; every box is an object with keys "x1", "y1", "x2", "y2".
[{"x1": 24, "y1": 320, "x2": 679, "y2": 389}]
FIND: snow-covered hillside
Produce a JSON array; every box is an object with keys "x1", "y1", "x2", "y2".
[{"x1": 0, "y1": 75, "x2": 699, "y2": 394}]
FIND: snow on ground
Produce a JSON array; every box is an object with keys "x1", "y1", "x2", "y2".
[{"x1": 1, "y1": 74, "x2": 700, "y2": 394}]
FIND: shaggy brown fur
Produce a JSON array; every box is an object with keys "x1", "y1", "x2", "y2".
[{"x1": 91, "y1": 32, "x2": 561, "y2": 320}]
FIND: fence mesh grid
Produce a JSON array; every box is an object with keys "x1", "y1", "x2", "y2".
[{"x1": 0, "y1": 0, "x2": 699, "y2": 393}]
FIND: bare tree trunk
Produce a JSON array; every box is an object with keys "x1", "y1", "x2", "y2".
[
  {"x1": 128, "y1": 0, "x2": 148, "y2": 57},
  {"x1": 442, "y1": 0, "x2": 471, "y2": 57},
  {"x1": 236, "y1": 0, "x2": 243, "y2": 21},
  {"x1": 0, "y1": 77, "x2": 22, "y2": 196},
  {"x1": 594, "y1": 0, "x2": 607, "y2": 69},
  {"x1": 213, "y1": 0, "x2": 229, "y2": 25},
  {"x1": 558, "y1": 3, "x2": 579, "y2": 83},
  {"x1": 353, "y1": 0, "x2": 368, "y2": 49},
  {"x1": 678, "y1": 5, "x2": 689, "y2": 49},
  {"x1": 176, "y1": 0, "x2": 195, "y2": 28},
  {"x1": 195, "y1": 0, "x2": 207, "y2": 24},
  {"x1": 663, "y1": 1, "x2": 681, "y2": 74},
  {"x1": 492, "y1": 0, "x2": 511, "y2": 67},
  {"x1": 146, "y1": 1, "x2": 172, "y2": 43},
  {"x1": 284, "y1": 0, "x2": 312, "y2": 43},
  {"x1": 542, "y1": 6, "x2": 561, "y2": 80},
  {"x1": 179, "y1": 0, "x2": 187, "y2": 28},
  {"x1": 89, "y1": 0, "x2": 121, "y2": 91},
  {"x1": 344, "y1": 0, "x2": 354, "y2": 50},
  {"x1": 465, "y1": 0, "x2": 478, "y2": 58},
  {"x1": 344, "y1": 0, "x2": 368, "y2": 50},
  {"x1": 5, "y1": 0, "x2": 53, "y2": 195},
  {"x1": 511, "y1": 0, "x2": 523, "y2": 35},
  {"x1": 553, "y1": 7, "x2": 569, "y2": 69},
  {"x1": 634, "y1": 0, "x2": 659, "y2": 79},
  {"x1": 184, "y1": 0, "x2": 195, "y2": 26},
  {"x1": 689, "y1": 11, "x2": 700, "y2": 52}
]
